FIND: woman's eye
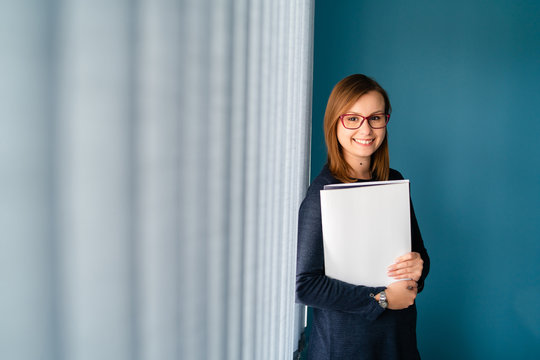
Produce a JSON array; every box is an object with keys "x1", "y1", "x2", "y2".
[
  {"x1": 347, "y1": 116, "x2": 360, "y2": 122},
  {"x1": 369, "y1": 115, "x2": 381, "y2": 121}
]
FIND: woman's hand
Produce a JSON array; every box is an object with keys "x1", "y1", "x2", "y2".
[
  {"x1": 387, "y1": 252, "x2": 424, "y2": 281},
  {"x1": 384, "y1": 280, "x2": 418, "y2": 310}
]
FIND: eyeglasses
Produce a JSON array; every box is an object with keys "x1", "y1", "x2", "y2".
[{"x1": 339, "y1": 113, "x2": 390, "y2": 129}]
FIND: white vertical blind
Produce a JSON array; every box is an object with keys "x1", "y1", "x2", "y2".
[{"x1": 0, "y1": 0, "x2": 313, "y2": 359}]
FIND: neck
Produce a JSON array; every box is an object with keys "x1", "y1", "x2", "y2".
[{"x1": 349, "y1": 158, "x2": 372, "y2": 180}]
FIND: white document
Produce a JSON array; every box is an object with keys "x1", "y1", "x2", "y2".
[{"x1": 320, "y1": 180, "x2": 411, "y2": 287}]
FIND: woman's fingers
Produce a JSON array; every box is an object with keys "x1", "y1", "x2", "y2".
[
  {"x1": 390, "y1": 272, "x2": 421, "y2": 281},
  {"x1": 388, "y1": 260, "x2": 413, "y2": 271},
  {"x1": 394, "y1": 252, "x2": 419, "y2": 263},
  {"x1": 388, "y1": 252, "x2": 423, "y2": 270},
  {"x1": 388, "y1": 266, "x2": 422, "y2": 281},
  {"x1": 388, "y1": 252, "x2": 423, "y2": 281}
]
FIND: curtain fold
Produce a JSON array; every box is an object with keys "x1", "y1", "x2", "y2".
[{"x1": 0, "y1": 0, "x2": 313, "y2": 359}]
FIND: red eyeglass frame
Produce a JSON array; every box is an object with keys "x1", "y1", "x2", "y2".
[{"x1": 339, "y1": 113, "x2": 390, "y2": 129}]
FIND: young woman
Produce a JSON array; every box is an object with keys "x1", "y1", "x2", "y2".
[{"x1": 296, "y1": 74, "x2": 430, "y2": 359}]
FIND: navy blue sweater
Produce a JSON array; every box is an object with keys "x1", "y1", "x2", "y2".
[{"x1": 296, "y1": 165, "x2": 430, "y2": 360}]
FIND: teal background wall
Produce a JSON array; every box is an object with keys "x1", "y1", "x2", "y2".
[{"x1": 310, "y1": 0, "x2": 540, "y2": 358}]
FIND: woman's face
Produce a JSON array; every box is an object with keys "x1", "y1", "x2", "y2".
[{"x1": 336, "y1": 90, "x2": 387, "y2": 167}]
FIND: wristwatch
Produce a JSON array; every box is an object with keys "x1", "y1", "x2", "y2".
[{"x1": 378, "y1": 290, "x2": 388, "y2": 309}]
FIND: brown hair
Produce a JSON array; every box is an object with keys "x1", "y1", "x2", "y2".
[{"x1": 324, "y1": 74, "x2": 392, "y2": 182}]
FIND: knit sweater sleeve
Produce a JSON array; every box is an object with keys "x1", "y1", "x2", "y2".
[{"x1": 295, "y1": 177, "x2": 385, "y2": 321}]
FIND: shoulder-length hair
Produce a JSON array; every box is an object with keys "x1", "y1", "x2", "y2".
[{"x1": 324, "y1": 74, "x2": 392, "y2": 182}]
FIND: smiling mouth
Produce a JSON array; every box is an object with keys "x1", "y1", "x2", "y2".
[{"x1": 353, "y1": 138, "x2": 374, "y2": 145}]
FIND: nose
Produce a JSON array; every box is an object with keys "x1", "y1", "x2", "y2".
[{"x1": 357, "y1": 118, "x2": 373, "y2": 134}]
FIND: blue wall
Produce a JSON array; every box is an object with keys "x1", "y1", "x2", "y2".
[{"x1": 312, "y1": 0, "x2": 540, "y2": 358}]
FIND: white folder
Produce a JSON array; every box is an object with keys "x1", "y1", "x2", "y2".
[{"x1": 320, "y1": 180, "x2": 411, "y2": 287}]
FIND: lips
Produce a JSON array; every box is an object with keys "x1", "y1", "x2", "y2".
[{"x1": 353, "y1": 138, "x2": 374, "y2": 145}]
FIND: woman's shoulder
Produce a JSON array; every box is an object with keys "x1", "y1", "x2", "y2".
[
  {"x1": 310, "y1": 164, "x2": 339, "y2": 189},
  {"x1": 302, "y1": 164, "x2": 339, "y2": 202},
  {"x1": 389, "y1": 168, "x2": 405, "y2": 180}
]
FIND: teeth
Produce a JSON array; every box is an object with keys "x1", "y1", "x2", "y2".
[{"x1": 354, "y1": 139, "x2": 373, "y2": 145}]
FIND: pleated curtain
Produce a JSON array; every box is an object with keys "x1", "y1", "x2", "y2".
[{"x1": 0, "y1": 0, "x2": 313, "y2": 359}]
